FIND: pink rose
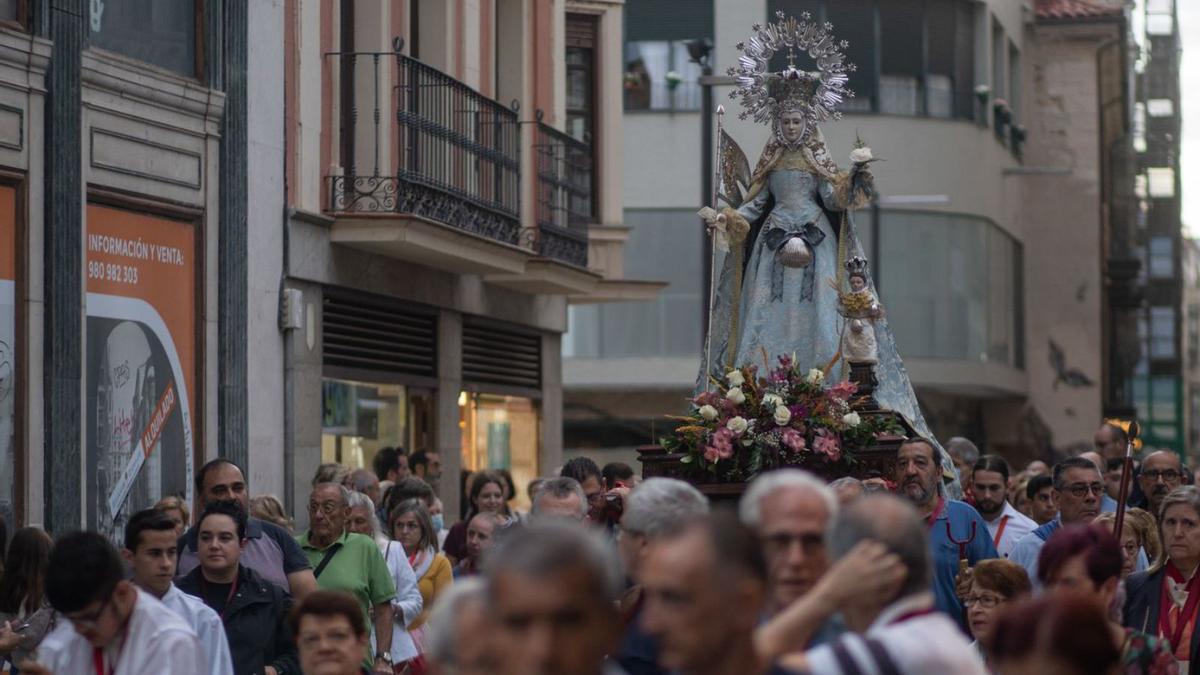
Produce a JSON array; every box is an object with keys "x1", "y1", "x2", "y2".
[
  {"x1": 781, "y1": 428, "x2": 806, "y2": 452},
  {"x1": 712, "y1": 427, "x2": 735, "y2": 453},
  {"x1": 704, "y1": 446, "x2": 720, "y2": 463},
  {"x1": 717, "y1": 444, "x2": 734, "y2": 460}
]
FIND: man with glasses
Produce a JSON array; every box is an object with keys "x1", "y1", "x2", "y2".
[
  {"x1": 1137, "y1": 450, "x2": 1184, "y2": 519},
  {"x1": 298, "y1": 482, "x2": 396, "y2": 673},
  {"x1": 893, "y1": 438, "x2": 997, "y2": 631},
  {"x1": 1009, "y1": 456, "x2": 1105, "y2": 588},
  {"x1": 28, "y1": 531, "x2": 203, "y2": 674}
]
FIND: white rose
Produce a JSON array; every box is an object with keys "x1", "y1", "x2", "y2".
[
  {"x1": 726, "y1": 387, "x2": 746, "y2": 405},
  {"x1": 774, "y1": 406, "x2": 792, "y2": 426},
  {"x1": 726, "y1": 370, "x2": 745, "y2": 387},
  {"x1": 727, "y1": 416, "x2": 749, "y2": 434},
  {"x1": 698, "y1": 404, "x2": 718, "y2": 421},
  {"x1": 850, "y1": 146, "x2": 873, "y2": 164},
  {"x1": 843, "y1": 412, "x2": 862, "y2": 427},
  {"x1": 762, "y1": 393, "x2": 784, "y2": 408},
  {"x1": 806, "y1": 368, "x2": 825, "y2": 385}
]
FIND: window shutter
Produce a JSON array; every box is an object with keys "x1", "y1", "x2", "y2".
[
  {"x1": 462, "y1": 318, "x2": 542, "y2": 389},
  {"x1": 322, "y1": 289, "x2": 437, "y2": 377}
]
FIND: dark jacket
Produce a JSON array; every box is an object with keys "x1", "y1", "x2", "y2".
[
  {"x1": 178, "y1": 564, "x2": 299, "y2": 675},
  {"x1": 1124, "y1": 567, "x2": 1200, "y2": 670}
]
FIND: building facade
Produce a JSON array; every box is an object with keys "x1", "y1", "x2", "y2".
[
  {"x1": 263, "y1": 0, "x2": 651, "y2": 523},
  {"x1": 565, "y1": 0, "x2": 1145, "y2": 467},
  {"x1": 0, "y1": 0, "x2": 649, "y2": 535}
]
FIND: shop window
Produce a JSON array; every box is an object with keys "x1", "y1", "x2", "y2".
[
  {"x1": 459, "y1": 392, "x2": 540, "y2": 510},
  {"x1": 321, "y1": 378, "x2": 434, "y2": 471},
  {"x1": 89, "y1": 0, "x2": 198, "y2": 78}
]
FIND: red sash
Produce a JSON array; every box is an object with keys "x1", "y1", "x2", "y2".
[
  {"x1": 992, "y1": 515, "x2": 1009, "y2": 549},
  {"x1": 1158, "y1": 562, "x2": 1200, "y2": 658}
]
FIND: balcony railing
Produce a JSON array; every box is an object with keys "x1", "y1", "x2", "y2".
[
  {"x1": 327, "y1": 49, "x2": 522, "y2": 247},
  {"x1": 533, "y1": 121, "x2": 591, "y2": 268}
]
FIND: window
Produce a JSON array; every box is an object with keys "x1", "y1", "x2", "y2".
[
  {"x1": 1150, "y1": 306, "x2": 1177, "y2": 359},
  {"x1": 623, "y1": 41, "x2": 703, "y2": 111},
  {"x1": 1149, "y1": 236, "x2": 1174, "y2": 278},
  {"x1": 89, "y1": 0, "x2": 198, "y2": 77},
  {"x1": 1147, "y1": 167, "x2": 1176, "y2": 198},
  {"x1": 879, "y1": 0, "x2": 923, "y2": 115},
  {"x1": 761, "y1": 1, "x2": 975, "y2": 120},
  {"x1": 1147, "y1": 14, "x2": 1174, "y2": 36},
  {"x1": 459, "y1": 393, "x2": 540, "y2": 510},
  {"x1": 566, "y1": 14, "x2": 597, "y2": 145},
  {"x1": 0, "y1": 1, "x2": 18, "y2": 24},
  {"x1": 623, "y1": 0, "x2": 712, "y2": 112},
  {"x1": 878, "y1": 210, "x2": 1022, "y2": 366},
  {"x1": 1147, "y1": 99, "x2": 1175, "y2": 117}
]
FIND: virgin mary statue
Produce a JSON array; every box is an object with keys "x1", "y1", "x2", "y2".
[{"x1": 698, "y1": 13, "x2": 957, "y2": 491}]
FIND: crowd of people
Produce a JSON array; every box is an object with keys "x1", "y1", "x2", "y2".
[{"x1": 0, "y1": 427, "x2": 1197, "y2": 674}]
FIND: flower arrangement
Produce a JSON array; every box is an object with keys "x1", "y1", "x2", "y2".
[
  {"x1": 665, "y1": 71, "x2": 683, "y2": 91},
  {"x1": 662, "y1": 355, "x2": 902, "y2": 482}
]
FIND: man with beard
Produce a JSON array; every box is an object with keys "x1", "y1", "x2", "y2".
[
  {"x1": 1009, "y1": 456, "x2": 1104, "y2": 588},
  {"x1": 1137, "y1": 450, "x2": 1183, "y2": 520},
  {"x1": 971, "y1": 456, "x2": 1036, "y2": 559},
  {"x1": 893, "y1": 438, "x2": 996, "y2": 631}
]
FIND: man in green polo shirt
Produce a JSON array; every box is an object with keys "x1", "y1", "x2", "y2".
[{"x1": 298, "y1": 482, "x2": 396, "y2": 673}]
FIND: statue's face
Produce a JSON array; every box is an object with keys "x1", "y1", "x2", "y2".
[
  {"x1": 778, "y1": 111, "x2": 806, "y2": 143},
  {"x1": 849, "y1": 276, "x2": 866, "y2": 292}
]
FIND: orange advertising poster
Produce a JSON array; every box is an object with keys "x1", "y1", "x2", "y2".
[
  {"x1": 85, "y1": 204, "x2": 195, "y2": 540},
  {"x1": 0, "y1": 185, "x2": 15, "y2": 533}
]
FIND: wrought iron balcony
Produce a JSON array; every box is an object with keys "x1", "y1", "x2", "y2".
[
  {"x1": 532, "y1": 121, "x2": 592, "y2": 268},
  {"x1": 327, "y1": 48, "x2": 522, "y2": 247}
]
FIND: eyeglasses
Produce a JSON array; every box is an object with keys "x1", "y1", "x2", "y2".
[
  {"x1": 1143, "y1": 470, "x2": 1181, "y2": 483},
  {"x1": 393, "y1": 522, "x2": 423, "y2": 532},
  {"x1": 66, "y1": 595, "x2": 112, "y2": 630},
  {"x1": 1062, "y1": 483, "x2": 1105, "y2": 498},
  {"x1": 308, "y1": 501, "x2": 342, "y2": 515},
  {"x1": 963, "y1": 594, "x2": 1004, "y2": 609}
]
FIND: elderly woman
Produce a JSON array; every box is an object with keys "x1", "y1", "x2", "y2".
[
  {"x1": 1095, "y1": 508, "x2": 1161, "y2": 579},
  {"x1": 1126, "y1": 486, "x2": 1200, "y2": 673},
  {"x1": 346, "y1": 492, "x2": 423, "y2": 674},
  {"x1": 1041, "y1": 525, "x2": 1176, "y2": 674},
  {"x1": 964, "y1": 559, "x2": 1031, "y2": 664},
  {"x1": 391, "y1": 498, "x2": 454, "y2": 671}
]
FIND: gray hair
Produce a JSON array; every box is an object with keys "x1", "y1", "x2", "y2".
[
  {"x1": 346, "y1": 490, "x2": 381, "y2": 539},
  {"x1": 530, "y1": 477, "x2": 588, "y2": 519},
  {"x1": 621, "y1": 478, "x2": 709, "y2": 538},
  {"x1": 945, "y1": 437, "x2": 980, "y2": 465},
  {"x1": 348, "y1": 468, "x2": 378, "y2": 493},
  {"x1": 827, "y1": 493, "x2": 930, "y2": 599},
  {"x1": 425, "y1": 577, "x2": 487, "y2": 665},
  {"x1": 312, "y1": 481, "x2": 351, "y2": 504},
  {"x1": 484, "y1": 522, "x2": 623, "y2": 603},
  {"x1": 739, "y1": 469, "x2": 837, "y2": 527}
]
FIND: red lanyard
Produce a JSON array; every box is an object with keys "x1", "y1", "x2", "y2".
[
  {"x1": 1159, "y1": 562, "x2": 1200, "y2": 656},
  {"x1": 992, "y1": 515, "x2": 1010, "y2": 549},
  {"x1": 201, "y1": 574, "x2": 240, "y2": 622},
  {"x1": 92, "y1": 632, "x2": 127, "y2": 675},
  {"x1": 924, "y1": 497, "x2": 946, "y2": 528}
]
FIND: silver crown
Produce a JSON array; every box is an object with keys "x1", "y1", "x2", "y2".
[
  {"x1": 728, "y1": 11, "x2": 855, "y2": 126},
  {"x1": 845, "y1": 256, "x2": 869, "y2": 279}
]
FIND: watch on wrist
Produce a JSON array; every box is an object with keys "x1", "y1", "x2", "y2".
[{"x1": 377, "y1": 653, "x2": 393, "y2": 665}]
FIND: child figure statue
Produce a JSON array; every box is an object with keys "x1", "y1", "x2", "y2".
[{"x1": 838, "y1": 257, "x2": 883, "y2": 365}]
